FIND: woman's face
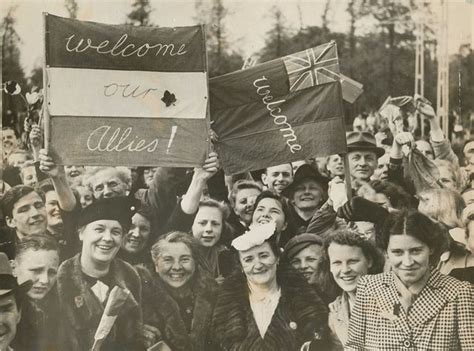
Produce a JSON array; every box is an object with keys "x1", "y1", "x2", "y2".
[
  {"x1": 122, "y1": 213, "x2": 151, "y2": 254},
  {"x1": 143, "y1": 168, "x2": 157, "y2": 188},
  {"x1": 437, "y1": 166, "x2": 456, "y2": 190},
  {"x1": 386, "y1": 234, "x2": 431, "y2": 287},
  {"x1": 289, "y1": 244, "x2": 322, "y2": 283},
  {"x1": 292, "y1": 179, "x2": 324, "y2": 211},
  {"x1": 239, "y1": 242, "x2": 278, "y2": 287},
  {"x1": 234, "y1": 188, "x2": 260, "y2": 225},
  {"x1": 154, "y1": 242, "x2": 195, "y2": 289},
  {"x1": 252, "y1": 197, "x2": 287, "y2": 233},
  {"x1": 328, "y1": 243, "x2": 371, "y2": 293},
  {"x1": 192, "y1": 206, "x2": 223, "y2": 248},
  {"x1": 79, "y1": 220, "x2": 123, "y2": 265},
  {"x1": 76, "y1": 186, "x2": 94, "y2": 208},
  {"x1": 327, "y1": 154, "x2": 344, "y2": 177},
  {"x1": 45, "y1": 190, "x2": 63, "y2": 228}
]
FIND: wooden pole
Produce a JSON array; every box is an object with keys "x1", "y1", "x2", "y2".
[
  {"x1": 42, "y1": 12, "x2": 50, "y2": 153},
  {"x1": 343, "y1": 153, "x2": 352, "y2": 200}
]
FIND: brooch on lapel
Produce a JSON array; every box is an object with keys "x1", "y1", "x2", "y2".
[
  {"x1": 75, "y1": 296, "x2": 84, "y2": 308},
  {"x1": 379, "y1": 311, "x2": 398, "y2": 321},
  {"x1": 289, "y1": 321, "x2": 297, "y2": 330}
]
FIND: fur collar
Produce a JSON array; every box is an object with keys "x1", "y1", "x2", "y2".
[
  {"x1": 140, "y1": 265, "x2": 218, "y2": 351},
  {"x1": 56, "y1": 254, "x2": 140, "y2": 329},
  {"x1": 213, "y1": 264, "x2": 328, "y2": 348}
]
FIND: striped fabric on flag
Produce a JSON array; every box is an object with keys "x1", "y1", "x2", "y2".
[{"x1": 44, "y1": 14, "x2": 209, "y2": 167}]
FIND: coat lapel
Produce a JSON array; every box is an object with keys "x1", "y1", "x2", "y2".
[
  {"x1": 68, "y1": 255, "x2": 104, "y2": 328},
  {"x1": 374, "y1": 273, "x2": 411, "y2": 335},
  {"x1": 407, "y1": 270, "x2": 449, "y2": 329}
]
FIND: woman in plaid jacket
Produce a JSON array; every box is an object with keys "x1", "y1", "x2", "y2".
[{"x1": 346, "y1": 210, "x2": 474, "y2": 350}]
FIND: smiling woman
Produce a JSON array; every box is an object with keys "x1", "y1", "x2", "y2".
[
  {"x1": 137, "y1": 231, "x2": 219, "y2": 351},
  {"x1": 212, "y1": 222, "x2": 329, "y2": 351},
  {"x1": 346, "y1": 210, "x2": 474, "y2": 350},
  {"x1": 56, "y1": 197, "x2": 145, "y2": 351}
]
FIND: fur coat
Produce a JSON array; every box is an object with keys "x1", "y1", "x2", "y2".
[
  {"x1": 212, "y1": 264, "x2": 329, "y2": 351},
  {"x1": 56, "y1": 254, "x2": 145, "y2": 351},
  {"x1": 138, "y1": 265, "x2": 219, "y2": 351}
]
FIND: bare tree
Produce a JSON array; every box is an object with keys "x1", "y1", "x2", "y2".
[
  {"x1": 126, "y1": 0, "x2": 153, "y2": 26},
  {"x1": 64, "y1": 0, "x2": 78, "y2": 19},
  {"x1": 321, "y1": 0, "x2": 331, "y2": 31}
]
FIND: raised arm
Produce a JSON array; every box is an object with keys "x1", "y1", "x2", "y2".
[{"x1": 38, "y1": 148, "x2": 76, "y2": 211}]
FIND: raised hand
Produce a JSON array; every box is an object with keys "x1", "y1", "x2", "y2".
[
  {"x1": 38, "y1": 148, "x2": 62, "y2": 178},
  {"x1": 193, "y1": 151, "x2": 219, "y2": 181}
]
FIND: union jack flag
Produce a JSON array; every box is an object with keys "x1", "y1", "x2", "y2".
[{"x1": 283, "y1": 41, "x2": 340, "y2": 93}]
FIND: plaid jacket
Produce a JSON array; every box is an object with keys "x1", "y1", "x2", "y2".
[{"x1": 346, "y1": 270, "x2": 474, "y2": 350}]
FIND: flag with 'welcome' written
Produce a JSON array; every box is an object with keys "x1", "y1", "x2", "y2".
[
  {"x1": 44, "y1": 13, "x2": 209, "y2": 167},
  {"x1": 210, "y1": 41, "x2": 347, "y2": 174}
]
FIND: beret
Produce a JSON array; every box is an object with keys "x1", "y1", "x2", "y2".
[
  {"x1": 77, "y1": 196, "x2": 138, "y2": 232},
  {"x1": 284, "y1": 233, "x2": 323, "y2": 261}
]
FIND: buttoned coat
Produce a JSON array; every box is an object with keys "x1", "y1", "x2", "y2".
[
  {"x1": 56, "y1": 254, "x2": 145, "y2": 351},
  {"x1": 346, "y1": 270, "x2": 474, "y2": 350},
  {"x1": 211, "y1": 265, "x2": 329, "y2": 351}
]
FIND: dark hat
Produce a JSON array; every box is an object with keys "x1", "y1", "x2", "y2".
[
  {"x1": 0, "y1": 252, "x2": 32, "y2": 297},
  {"x1": 283, "y1": 233, "x2": 323, "y2": 261},
  {"x1": 284, "y1": 164, "x2": 329, "y2": 196},
  {"x1": 77, "y1": 196, "x2": 138, "y2": 232},
  {"x1": 346, "y1": 131, "x2": 385, "y2": 158}
]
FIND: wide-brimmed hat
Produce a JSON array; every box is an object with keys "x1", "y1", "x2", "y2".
[
  {"x1": 283, "y1": 233, "x2": 323, "y2": 261},
  {"x1": 0, "y1": 252, "x2": 32, "y2": 297},
  {"x1": 346, "y1": 131, "x2": 385, "y2": 158},
  {"x1": 284, "y1": 164, "x2": 329, "y2": 196}
]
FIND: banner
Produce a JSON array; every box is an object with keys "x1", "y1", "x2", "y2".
[
  {"x1": 44, "y1": 14, "x2": 209, "y2": 167},
  {"x1": 210, "y1": 41, "x2": 347, "y2": 174}
]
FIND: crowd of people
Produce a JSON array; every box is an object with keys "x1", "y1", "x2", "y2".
[{"x1": 1, "y1": 94, "x2": 474, "y2": 350}]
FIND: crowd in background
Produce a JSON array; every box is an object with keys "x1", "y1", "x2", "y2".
[{"x1": 1, "y1": 94, "x2": 473, "y2": 350}]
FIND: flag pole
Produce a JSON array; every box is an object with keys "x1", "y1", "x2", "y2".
[
  {"x1": 343, "y1": 153, "x2": 352, "y2": 200},
  {"x1": 42, "y1": 12, "x2": 50, "y2": 153}
]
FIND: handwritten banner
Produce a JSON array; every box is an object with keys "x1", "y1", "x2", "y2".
[
  {"x1": 210, "y1": 42, "x2": 347, "y2": 174},
  {"x1": 44, "y1": 13, "x2": 209, "y2": 167}
]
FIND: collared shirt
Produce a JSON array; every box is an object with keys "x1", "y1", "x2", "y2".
[{"x1": 249, "y1": 286, "x2": 281, "y2": 338}]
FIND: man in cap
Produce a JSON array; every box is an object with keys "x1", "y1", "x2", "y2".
[
  {"x1": 0, "y1": 252, "x2": 32, "y2": 351},
  {"x1": 346, "y1": 131, "x2": 385, "y2": 189}
]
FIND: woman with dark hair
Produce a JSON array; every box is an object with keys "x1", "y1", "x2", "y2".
[
  {"x1": 212, "y1": 222, "x2": 329, "y2": 350},
  {"x1": 250, "y1": 190, "x2": 293, "y2": 247},
  {"x1": 138, "y1": 231, "x2": 218, "y2": 351},
  {"x1": 347, "y1": 210, "x2": 474, "y2": 350},
  {"x1": 118, "y1": 207, "x2": 154, "y2": 266},
  {"x1": 316, "y1": 230, "x2": 384, "y2": 350}
]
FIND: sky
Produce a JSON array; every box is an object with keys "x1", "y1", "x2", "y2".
[{"x1": 2, "y1": 0, "x2": 473, "y2": 76}]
